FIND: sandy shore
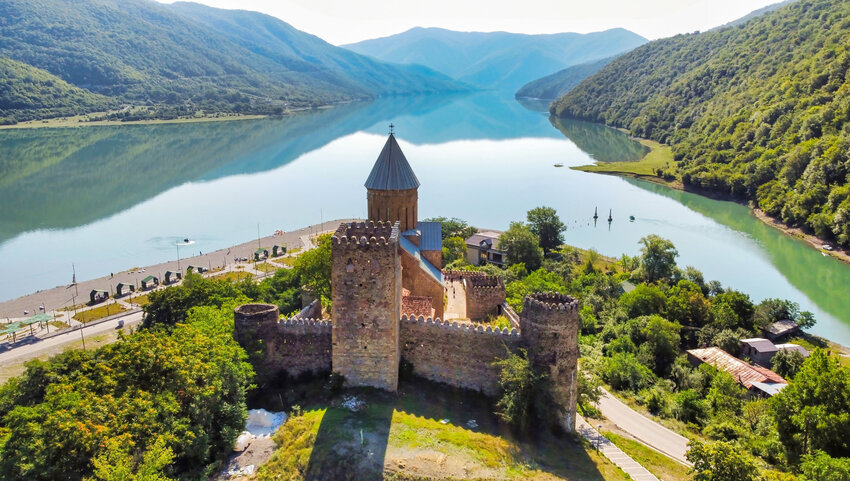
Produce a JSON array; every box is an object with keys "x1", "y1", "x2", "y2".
[
  {"x1": 752, "y1": 208, "x2": 850, "y2": 266},
  {"x1": 0, "y1": 219, "x2": 355, "y2": 320}
]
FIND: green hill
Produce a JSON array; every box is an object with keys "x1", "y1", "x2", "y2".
[
  {"x1": 343, "y1": 27, "x2": 647, "y2": 91},
  {"x1": 0, "y1": 0, "x2": 463, "y2": 121},
  {"x1": 552, "y1": 0, "x2": 850, "y2": 247},
  {"x1": 515, "y1": 57, "x2": 614, "y2": 100},
  {"x1": 0, "y1": 56, "x2": 115, "y2": 124}
]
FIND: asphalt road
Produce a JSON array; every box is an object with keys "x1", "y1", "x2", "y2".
[
  {"x1": 0, "y1": 310, "x2": 144, "y2": 366},
  {"x1": 597, "y1": 388, "x2": 691, "y2": 465}
]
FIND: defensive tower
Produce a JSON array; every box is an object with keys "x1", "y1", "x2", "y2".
[
  {"x1": 520, "y1": 292, "x2": 580, "y2": 432},
  {"x1": 364, "y1": 132, "x2": 420, "y2": 232},
  {"x1": 331, "y1": 221, "x2": 402, "y2": 391}
]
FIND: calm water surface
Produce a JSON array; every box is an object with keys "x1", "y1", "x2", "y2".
[{"x1": 1, "y1": 92, "x2": 849, "y2": 343}]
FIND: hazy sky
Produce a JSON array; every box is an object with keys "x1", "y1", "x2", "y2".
[{"x1": 157, "y1": 0, "x2": 782, "y2": 45}]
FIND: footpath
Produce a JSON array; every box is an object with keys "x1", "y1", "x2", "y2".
[{"x1": 576, "y1": 415, "x2": 660, "y2": 481}]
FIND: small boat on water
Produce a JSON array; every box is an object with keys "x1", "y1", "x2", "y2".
[
  {"x1": 183, "y1": 238, "x2": 190, "y2": 243},
  {"x1": 593, "y1": 207, "x2": 598, "y2": 221},
  {"x1": 607, "y1": 209, "x2": 613, "y2": 223},
  {"x1": 629, "y1": 215, "x2": 635, "y2": 222},
  {"x1": 554, "y1": 163, "x2": 564, "y2": 168}
]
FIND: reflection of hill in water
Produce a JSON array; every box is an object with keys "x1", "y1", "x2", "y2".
[
  {"x1": 0, "y1": 92, "x2": 634, "y2": 243},
  {"x1": 625, "y1": 178, "x2": 850, "y2": 327},
  {"x1": 550, "y1": 117, "x2": 648, "y2": 162}
]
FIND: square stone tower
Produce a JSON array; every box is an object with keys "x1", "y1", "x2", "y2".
[{"x1": 331, "y1": 221, "x2": 402, "y2": 391}]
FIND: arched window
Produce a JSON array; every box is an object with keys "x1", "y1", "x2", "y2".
[{"x1": 346, "y1": 258, "x2": 354, "y2": 273}]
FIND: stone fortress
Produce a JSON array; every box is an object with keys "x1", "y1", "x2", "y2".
[{"x1": 235, "y1": 130, "x2": 580, "y2": 431}]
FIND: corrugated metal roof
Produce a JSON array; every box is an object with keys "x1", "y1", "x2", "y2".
[
  {"x1": 750, "y1": 381, "x2": 787, "y2": 396},
  {"x1": 741, "y1": 338, "x2": 778, "y2": 353},
  {"x1": 687, "y1": 347, "x2": 786, "y2": 389},
  {"x1": 416, "y1": 222, "x2": 442, "y2": 252},
  {"x1": 364, "y1": 134, "x2": 420, "y2": 191},
  {"x1": 399, "y1": 235, "x2": 443, "y2": 283}
]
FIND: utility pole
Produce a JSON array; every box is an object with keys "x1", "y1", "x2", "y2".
[
  {"x1": 176, "y1": 241, "x2": 181, "y2": 272},
  {"x1": 72, "y1": 263, "x2": 78, "y2": 296}
]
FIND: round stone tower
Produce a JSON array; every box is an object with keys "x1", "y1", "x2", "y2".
[
  {"x1": 520, "y1": 292, "x2": 580, "y2": 432},
  {"x1": 365, "y1": 133, "x2": 420, "y2": 232}
]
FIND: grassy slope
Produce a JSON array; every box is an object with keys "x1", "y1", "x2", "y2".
[
  {"x1": 572, "y1": 139, "x2": 674, "y2": 179},
  {"x1": 257, "y1": 385, "x2": 630, "y2": 481},
  {"x1": 603, "y1": 431, "x2": 690, "y2": 481}
]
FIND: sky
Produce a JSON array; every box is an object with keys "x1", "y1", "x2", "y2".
[{"x1": 156, "y1": 0, "x2": 782, "y2": 45}]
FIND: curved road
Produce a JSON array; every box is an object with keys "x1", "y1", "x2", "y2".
[{"x1": 597, "y1": 388, "x2": 691, "y2": 465}]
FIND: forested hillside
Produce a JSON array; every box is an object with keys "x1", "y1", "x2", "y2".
[
  {"x1": 515, "y1": 57, "x2": 614, "y2": 100},
  {"x1": 344, "y1": 27, "x2": 646, "y2": 91},
  {"x1": 0, "y1": 0, "x2": 462, "y2": 122},
  {"x1": 0, "y1": 57, "x2": 115, "y2": 124},
  {"x1": 552, "y1": 0, "x2": 850, "y2": 247}
]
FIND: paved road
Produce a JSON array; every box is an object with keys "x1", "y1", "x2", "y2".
[
  {"x1": 597, "y1": 388, "x2": 691, "y2": 465},
  {"x1": 576, "y1": 415, "x2": 659, "y2": 481},
  {"x1": 0, "y1": 310, "x2": 144, "y2": 366}
]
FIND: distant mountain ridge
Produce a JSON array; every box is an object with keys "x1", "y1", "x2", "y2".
[
  {"x1": 343, "y1": 27, "x2": 647, "y2": 91},
  {"x1": 0, "y1": 0, "x2": 464, "y2": 123},
  {"x1": 515, "y1": 57, "x2": 615, "y2": 100}
]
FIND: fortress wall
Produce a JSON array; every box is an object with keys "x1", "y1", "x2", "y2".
[
  {"x1": 400, "y1": 316, "x2": 522, "y2": 396},
  {"x1": 234, "y1": 304, "x2": 332, "y2": 379},
  {"x1": 445, "y1": 271, "x2": 506, "y2": 322}
]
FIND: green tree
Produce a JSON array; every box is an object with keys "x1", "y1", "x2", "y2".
[
  {"x1": 499, "y1": 222, "x2": 544, "y2": 271},
  {"x1": 425, "y1": 217, "x2": 477, "y2": 240},
  {"x1": 640, "y1": 315, "x2": 681, "y2": 375},
  {"x1": 600, "y1": 352, "x2": 656, "y2": 392},
  {"x1": 638, "y1": 235, "x2": 678, "y2": 283},
  {"x1": 771, "y1": 349, "x2": 850, "y2": 460},
  {"x1": 686, "y1": 440, "x2": 760, "y2": 481},
  {"x1": 293, "y1": 234, "x2": 332, "y2": 301},
  {"x1": 619, "y1": 283, "x2": 666, "y2": 318},
  {"x1": 799, "y1": 451, "x2": 850, "y2": 481},
  {"x1": 706, "y1": 371, "x2": 744, "y2": 417},
  {"x1": 493, "y1": 349, "x2": 543, "y2": 431},
  {"x1": 442, "y1": 236, "x2": 467, "y2": 265},
  {"x1": 526, "y1": 206, "x2": 566, "y2": 253},
  {"x1": 772, "y1": 349, "x2": 806, "y2": 380},
  {"x1": 87, "y1": 436, "x2": 175, "y2": 481},
  {"x1": 665, "y1": 279, "x2": 711, "y2": 327},
  {"x1": 675, "y1": 389, "x2": 708, "y2": 425}
]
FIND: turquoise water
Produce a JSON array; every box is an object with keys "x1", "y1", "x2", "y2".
[{"x1": 1, "y1": 91, "x2": 849, "y2": 344}]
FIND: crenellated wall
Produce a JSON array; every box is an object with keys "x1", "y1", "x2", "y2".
[
  {"x1": 234, "y1": 304, "x2": 332, "y2": 380},
  {"x1": 442, "y1": 270, "x2": 506, "y2": 322},
  {"x1": 331, "y1": 221, "x2": 402, "y2": 391},
  {"x1": 520, "y1": 292, "x2": 580, "y2": 432},
  {"x1": 400, "y1": 315, "x2": 522, "y2": 396}
]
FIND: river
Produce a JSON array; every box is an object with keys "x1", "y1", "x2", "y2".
[{"x1": 1, "y1": 92, "x2": 849, "y2": 344}]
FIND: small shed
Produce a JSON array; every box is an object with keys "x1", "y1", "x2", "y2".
[
  {"x1": 164, "y1": 271, "x2": 182, "y2": 284},
  {"x1": 141, "y1": 275, "x2": 159, "y2": 290},
  {"x1": 740, "y1": 338, "x2": 778, "y2": 367},
  {"x1": 272, "y1": 245, "x2": 286, "y2": 257},
  {"x1": 775, "y1": 343, "x2": 809, "y2": 358},
  {"x1": 90, "y1": 289, "x2": 109, "y2": 304},
  {"x1": 254, "y1": 248, "x2": 269, "y2": 261},
  {"x1": 187, "y1": 265, "x2": 197, "y2": 273},
  {"x1": 116, "y1": 282, "x2": 135, "y2": 296},
  {"x1": 762, "y1": 319, "x2": 800, "y2": 341}
]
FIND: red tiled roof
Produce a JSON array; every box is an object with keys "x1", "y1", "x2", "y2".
[{"x1": 687, "y1": 347, "x2": 786, "y2": 389}]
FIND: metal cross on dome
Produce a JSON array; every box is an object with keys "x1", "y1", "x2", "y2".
[{"x1": 388, "y1": 123, "x2": 395, "y2": 135}]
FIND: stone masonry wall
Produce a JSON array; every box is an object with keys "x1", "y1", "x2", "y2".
[
  {"x1": 443, "y1": 270, "x2": 505, "y2": 322},
  {"x1": 367, "y1": 188, "x2": 418, "y2": 232},
  {"x1": 520, "y1": 292, "x2": 580, "y2": 432},
  {"x1": 234, "y1": 304, "x2": 331, "y2": 380},
  {"x1": 400, "y1": 249, "x2": 445, "y2": 320},
  {"x1": 331, "y1": 221, "x2": 402, "y2": 391},
  {"x1": 400, "y1": 316, "x2": 522, "y2": 396}
]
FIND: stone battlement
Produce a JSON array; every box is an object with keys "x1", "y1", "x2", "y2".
[
  {"x1": 443, "y1": 270, "x2": 498, "y2": 282},
  {"x1": 524, "y1": 292, "x2": 579, "y2": 312},
  {"x1": 279, "y1": 318, "x2": 332, "y2": 328},
  {"x1": 400, "y1": 315, "x2": 520, "y2": 337},
  {"x1": 332, "y1": 221, "x2": 399, "y2": 247}
]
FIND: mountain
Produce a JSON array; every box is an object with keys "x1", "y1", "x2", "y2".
[
  {"x1": 0, "y1": 0, "x2": 463, "y2": 122},
  {"x1": 0, "y1": 56, "x2": 115, "y2": 124},
  {"x1": 711, "y1": 0, "x2": 798, "y2": 30},
  {"x1": 552, "y1": 0, "x2": 850, "y2": 247},
  {"x1": 515, "y1": 57, "x2": 615, "y2": 100},
  {"x1": 343, "y1": 27, "x2": 647, "y2": 91}
]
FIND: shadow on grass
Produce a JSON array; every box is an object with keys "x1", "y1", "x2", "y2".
[{"x1": 254, "y1": 376, "x2": 614, "y2": 481}]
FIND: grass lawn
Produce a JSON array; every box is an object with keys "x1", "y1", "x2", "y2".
[
  {"x1": 60, "y1": 303, "x2": 86, "y2": 312},
  {"x1": 573, "y1": 139, "x2": 674, "y2": 179},
  {"x1": 273, "y1": 256, "x2": 297, "y2": 267},
  {"x1": 210, "y1": 270, "x2": 253, "y2": 283},
  {"x1": 255, "y1": 380, "x2": 630, "y2": 481},
  {"x1": 603, "y1": 431, "x2": 689, "y2": 481},
  {"x1": 130, "y1": 293, "x2": 150, "y2": 307},
  {"x1": 73, "y1": 303, "x2": 128, "y2": 323},
  {"x1": 788, "y1": 333, "x2": 850, "y2": 367},
  {"x1": 49, "y1": 320, "x2": 70, "y2": 330},
  {"x1": 255, "y1": 262, "x2": 281, "y2": 273}
]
